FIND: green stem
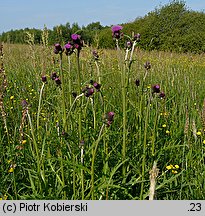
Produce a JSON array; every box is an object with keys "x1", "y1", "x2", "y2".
[
  {"x1": 76, "y1": 50, "x2": 82, "y2": 140},
  {"x1": 91, "y1": 123, "x2": 105, "y2": 199},
  {"x1": 90, "y1": 97, "x2": 96, "y2": 130},
  {"x1": 37, "y1": 82, "x2": 45, "y2": 130},
  {"x1": 140, "y1": 100, "x2": 149, "y2": 199},
  {"x1": 81, "y1": 146, "x2": 84, "y2": 200},
  {"x1": 59, "y1": 53, "x2": 67, "y2": 131},
  {"x1": 27, "y1": 109, "x2": 41, "y2": 181},
  {"x1": 95, "y1": 60, "x2": 100, "y2": 83},
  {"x1": 67, "y1": 55, "x2": 72, "y2": 107}
]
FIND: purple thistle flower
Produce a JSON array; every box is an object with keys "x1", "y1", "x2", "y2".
[
  {"x1": 126, "y1": 41, "x2": 132, "y2": 49},
  {"x1": 134, "y1": 33, "x2": 141, "y2": 42},
  {"x1": 51, "y1": 72, "x2": 58, "y2": 80},
  {"x1": 106, "y1": 111, "x2": 114, "y2": 121},
  {"x1": 64, "y1": 42, "x2": 74, "y2": 55},
  {"x1": 111, "y1": 25, "x2": 123, "y2": 33},
  {"x1": 152, "y1": 84, "x2": 160, "y2": 93},
  {"x1": 111, "y1": 25, "x2": 123, "y2": 39},
  {"x1": 42, "y1": 75, "x2": 47, "y2": 83},
  {"x1": 84, "y1": 87, "x2": 94, "y2": 97},
  {"x1": 54, "y1": 43, "x2": 63, "y2": 54},
  {"x1": 93, "y1": 82, "x2": 101, "y2": 91},
  {"x1": 106, "y1": 111, "x2": 115, "y2": 127},
  {"x1": 135, "y1": 79, "x2": 140, "y2": 87},
  {"x1": 55, "y1": 77, "x2": 62, "y2": 85},
  {"x1": 71, "y1": 34, "x2": 83, "y2": 51},
  {"x1": 71, "y1": 34, "x2": 80, "y2": 41},
  {"x1": 159, "y1": 91, "x2": 166, "y2": 99}
]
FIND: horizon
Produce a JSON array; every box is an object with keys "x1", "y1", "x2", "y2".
[{"x1": 0, "y1": 0, "x2": 205, "y2": 34}]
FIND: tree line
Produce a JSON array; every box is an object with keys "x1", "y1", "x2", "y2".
[{"x1": 1, "y1": 1, "x2": 205, "y2": 53}]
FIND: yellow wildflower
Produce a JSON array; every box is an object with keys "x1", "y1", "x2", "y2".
[
  {"x1": 162, "y1": 124, "x2": 166, "y2": 128},
  {"x1": 196, "y1": 131, "x2": 202, "y2": 136},
  {"x1": 166, "y1": 164, "x2": 174, "y2": 170},
  {"x1": 172, "y1": 170, "x2": 178, "y2": 174},
  {"x1": 8, "y1": 167, "x2": 14, "y2": 173},
  {"x1": 22, "y1": 140, "x2": 27, "y2": 145},
  {"x1": 166, "y1": 130, "x2": 170, "y2": 134},
  {"x1": 10, "y1": 96, "x2": 14, "y2": 100},
  {"x1": 174, "y1": 165, "x2": 179, "y2": 169}
]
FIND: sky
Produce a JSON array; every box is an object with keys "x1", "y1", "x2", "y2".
[{"x1": 0, "y1": 0, "x2": 205, "y2": 33}]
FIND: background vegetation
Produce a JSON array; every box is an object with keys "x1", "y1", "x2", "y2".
[{"x1": 1, "y1": 1, "x2": 205, "y2": 53}]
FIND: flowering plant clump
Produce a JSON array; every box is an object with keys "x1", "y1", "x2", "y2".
[{"x1": 166, "y1": 164, "x2": 180, "y2": 174}]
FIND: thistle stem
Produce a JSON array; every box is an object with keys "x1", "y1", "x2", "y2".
[
  {"x1": 37, "y1": 82, "x2": 45, "y2": 130},
  {"x1": 91, "y1": 123, "x2": 105, "y2": 199},
  {"x1": 59, "y1": 53, "x2": 67, "y2": 131},
  {"x1": 76, "y1": 50, "x2": 82, "y2": 140}
]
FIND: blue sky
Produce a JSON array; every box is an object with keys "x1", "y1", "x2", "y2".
[{"x1": 0, "y1": 0, "x2": 204, "y2": 33}]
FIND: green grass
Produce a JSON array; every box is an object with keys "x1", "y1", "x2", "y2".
[{"x1": 0, "y1": 42, "x2": 205, "y2": 200}]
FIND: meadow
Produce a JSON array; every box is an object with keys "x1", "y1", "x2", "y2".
[{"x1": 0, "y1": 29, "x2": 205, "y2": 200}]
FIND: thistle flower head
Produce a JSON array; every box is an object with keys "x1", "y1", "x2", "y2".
[
  {"x1": 54, "y1": 43, "x2": 63, "y2": 54},
  {"x1": 55, "y1": 77, "x2": 61, "y2": 85},
  {"x1": 111, "y1": 25, "x2": 123, "y2": 33},
  {"x1": 41, "y1": 75, "x2": 47, "y2": 83},
  {"x1": 134, "y1": 33, "x2": 141, "y2": 41},
  {"x1": 135, "y1": 79, "x2": 140, "y2": 87},
  {"x1": 106, "y1": 111, "x2": 115, "y2": 127},
  {"x1": 126, "y1": 41, "x2": 132, "y2": 49},
  {"x1": 83, "y1": 87, "x2": 94, "y2": 97},
  {"x1": 93, "y1": 82, "x2": 101, "y2": 91},
  {"x1": 159, "y1": 91, "x2": 166, "y2": 99},
  {"x1": 107, "y1": 112, "x2": 114, "y2": 121},
  {"x1": 111, "y1": 25, "x2": 123, "y2": 39},
  {"x1": 152, "y1": 84, "x2": 160, "y2": 93},
  {"x1": 92, "y1": 50, "x2": 99, "y2": 60},
  {"x1": 51, "y1": 72, "x2": 58, "y2": 80},
  {"x1": 64, "y1": 42, "x2": 74, "y2": 55},
  {"x1": 71, "y1": 34, "x2": 80, "y2": 41},
  {"x1": 71, "y1": 34, "x2": 83, "y2": 50},
  {"x1": 144, "y1": 61, "x2": 151, "y2": 70}
]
